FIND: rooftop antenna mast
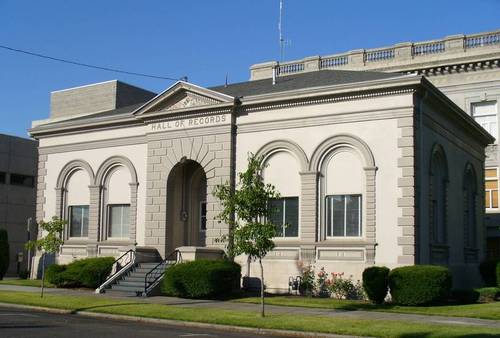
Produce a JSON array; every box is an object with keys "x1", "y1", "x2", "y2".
[{"x1": 279, "y1": 0, "x2": 285, "y2": 62}]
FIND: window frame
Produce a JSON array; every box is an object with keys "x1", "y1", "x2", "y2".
[
  {"x1": 107, "y1": 204, "x2": 131, "y2": 239},
  {"x1": 269, "y1": 196, "x2": 299, "y2": 238},
  {"x1": 200, "y1": 201, "x2": 207, "y2": 232},
  {"x1": 325, "y1": 194, "x2": 362, "y2": 238},
  {"x1": 485, "y1": 167, "x2": 499, "y2": 211},
  {"x1": 68, "y1": 205, "x2": 89, "y2": 239},
  {"x1": 471, "y1": 101, "x2": 498, "y2": 143}
]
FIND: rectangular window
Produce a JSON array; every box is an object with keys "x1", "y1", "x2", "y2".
[
  {"x1": 326, "y1": 195, "x2": 361, "y2": 237},
  {"x1": 108, "y1": 204, "x2": 130, "y2": 238},
  {"x1": 472, "y1": 101, "x2": 497, "y2": 141},
  {"x1": 269, "y1": 197, "x2": 299, "y2": 237},
  {"x1": 10, "y1": 173, "x2": 34, "y2": 187},
  {"x1": 200, "y1": 201, "x2": 207, "y2": 231},
  {"x1": 0, "y1": 172, "x2": 5, "y2": 184},
  {"x1": 69, "y1": 205, "x2": 89, "y2": 238},
  {"x1": 485, "y1": 168, "x2": 498, "y2": 209}
]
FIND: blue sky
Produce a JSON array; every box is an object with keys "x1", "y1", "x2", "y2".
[{"x1": 1, "y1": 0, "x2": 499, "y2": 137}]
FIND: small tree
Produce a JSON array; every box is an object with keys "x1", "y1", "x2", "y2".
[
  {"x1": 214, "y1": 153, "x2": 279, "y2": 317},
  {"x1": 26, "y1": 217, "x2": 65, "y2": 297},
  {"x1": 0, "y1": 229, "x2": 9, "y2": 280}
]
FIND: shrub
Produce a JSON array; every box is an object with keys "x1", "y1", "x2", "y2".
[
  {"x1": 46, "y1": 257, "x2": 114, "y2": 288},
  {"x1": 363, "y1": 266, "x2": 390, "y2": 304},
  {"x1": 388, "y1": 265, "x2": 452, "y2": 306},
  {"x1": 479, "y1": 259, "x2": 500, "y2": 287},
  {"x1": 161, "y1": 260, "x2": 241, "y2": 299},
  {"x1": 451, "y1": 289, "x2": 480, "y2": 304},
  {"x1": 326, "y1": 272, "x2": 364, "y2": 300},
  {"x1": 497, "y1": 262, "x2": 500, "y2": 288},
  {"x1": 0, "y1": 229, "x2": 9, "y2": 279},
  {"x1": 475, "y1": 287, "x2": 500, "y2": 302}
]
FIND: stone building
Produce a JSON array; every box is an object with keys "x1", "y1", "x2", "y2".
[
  {"x1": 0, "y1": 134, "x2": 38, "y2": 276},
  {"x1": 29, "y1": 29, "x2": 499, "y2": 292}
]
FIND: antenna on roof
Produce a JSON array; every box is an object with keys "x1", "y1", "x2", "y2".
[
  {"x1": 278, "y1": 0, "x2": 291, "y2": 62},
  {"x1": 180, "y1": 76, "x2": 188, "y2": 82},
  {"x1": 279, "y1": 0, "x2": 284, "y2": 62},
  {"x1": 225, "y1": 73, "x2": 228, "y2": 87}
]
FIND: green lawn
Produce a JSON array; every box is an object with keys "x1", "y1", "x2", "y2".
[
  {"x1": 236, "y1": 296, "x2": 500, "y2": 320},
  {"x1": 0, "y1": 279, "x2": 55, "y2": 288},
  {"x1": 0, "y1": 291, "x2": 499, "y2": 337}
]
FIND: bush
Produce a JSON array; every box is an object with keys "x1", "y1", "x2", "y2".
[
  {"x1": 161, "y1": 260, "x2": 241, "y2": 299},
  {"x1": 46, "y1": 257, "x2": 114, "y2": 288},
  {"x1": 388, "y1": 265, "x2": 452, "y2": 306},
  {"x1": 0, "y1": 229, "x2": 9, "y2": 279},
  {"x1": 479, "y1": 259, "x2": 500, "y2": 287},
  {"x1": 475, "y1": 287, "x2": 500, "y2": 302},
  {"x1": 363, "y1": 266, "x2": 390, "y2": 304},
  {"x1": 451, "y1": 289, "x2": 480, "y2": 304},
  {"x1": 497, "y1": 262, "x2": 500, "y2": 288}
]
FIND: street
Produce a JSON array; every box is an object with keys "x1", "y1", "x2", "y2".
[{"x1": 0, "y1": 306, "x2": 271, "y2": 338}]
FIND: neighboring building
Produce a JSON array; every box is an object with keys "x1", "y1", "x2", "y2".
[
  {"x1": 251, "y1": 29, "x2": 500, "y2": 259},
  {"x1": 0, "y1": 134, "x2": 38, "y2": 276}
]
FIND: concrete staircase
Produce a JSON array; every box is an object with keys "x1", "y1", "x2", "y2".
[{"x1": 106, "y1": 262, "x2": 161, "y2": 296}]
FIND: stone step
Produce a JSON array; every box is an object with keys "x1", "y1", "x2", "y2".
[
  {"x1": 137, "y1": 263, "x2": 161, "y2": 268},
  {"x1": 118, "y1": 280, "x2": 145, "y2": 287},
  {"x1": 121, "y1": 275, "x2": 146, "y2": 282},
  {"x1": 111, "y1": 284, "x2": 144, "y2": 293},
  {"x1": 104, "y1": 289, "x2": 140, "y2": 297}
]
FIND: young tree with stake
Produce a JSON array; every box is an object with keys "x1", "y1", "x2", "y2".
[
  {"x1": 26, "y1": 217, "x2": 65, "y2": 298},
  {"x1": 214, "y1": 153, "x2": 280, "y2": 317}
]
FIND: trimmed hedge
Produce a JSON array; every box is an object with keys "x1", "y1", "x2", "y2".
[
  {"x1": 161, "y1": 260, "x2": 241, "y2": 299},
  {"x1": 475, "y1": 287, "x2": 500, "y2": 302},
  {"x1": 497, "y1": 262, "x2": 500, "y2": 288},
  {"x1": 46, "y1": 257, "x2": 114, "y2": 288},
  {"x1": 388, "y1": 265, "x2": 452, "y2": 306},
  {"x1": 479, "y1": 259, "x2": 500, "y2": 287},
  {"x1": 0, "y1": 229, "x2": 9, "y2": 280},
  {"x1": 362, "y1": 266, "x2": 389, "y2": 304}
]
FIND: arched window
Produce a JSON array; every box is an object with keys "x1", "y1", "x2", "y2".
[
  {"x1": 463, "y1": 163, "x2": 477, "y2": 249},
  {"x1": 263, "y1": 150, "x2": 301, "y2": 237},
  {"x1": 429, "y1": 144, "x2": 448, "y2": 245},
  {"x1": 103, "y1": 166, "x2": 132, "y2": 239},
  {"x1": 65, "y1": 169, "x2": 90, "y2": 238},
  {"x1": 321, "y1": 149, "x2": 364, "y2": 238}
]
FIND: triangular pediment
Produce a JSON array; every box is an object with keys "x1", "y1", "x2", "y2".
[{"x1": 133, "y1": 81, "x2": 234, "y2": 117}]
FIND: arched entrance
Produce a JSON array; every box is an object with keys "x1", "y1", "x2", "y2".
[{"x1": 166, "y1": 159, "x2": 207, "y2": 252}]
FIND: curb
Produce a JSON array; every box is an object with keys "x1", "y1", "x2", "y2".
[{"x1": 0, "y1": 302, "x2": 362, "y2": 338}]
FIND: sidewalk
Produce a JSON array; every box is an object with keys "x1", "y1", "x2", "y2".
[{"x1": 1, "y1": 284, "x2": 499, "y2": 330}]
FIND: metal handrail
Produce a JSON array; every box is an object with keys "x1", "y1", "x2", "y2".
[
  {"x1": 143, "y1": 250, "x2": 182, "y2": 296},
  {"x1": 95, "y1": 249, "x2": 136, "y2": 293}
]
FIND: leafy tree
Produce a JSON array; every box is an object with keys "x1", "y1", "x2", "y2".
[
  {"x1": 0, "y1": 229, "x2": 9, "y2": 279},
  {"x1": 26, "y1": 217, "x2": 65, "y2": 297},
  {"x1": 214, "y1": 153, "x2": 280, "y2": 317}
]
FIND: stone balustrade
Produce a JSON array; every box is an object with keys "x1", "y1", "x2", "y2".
[{"x1": 250, "y1": 30, "x2": 500, "y2": 80}]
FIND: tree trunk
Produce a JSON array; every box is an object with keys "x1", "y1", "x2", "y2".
[
  {"x1": 40, "y1": 253, "x2": 45, "y2": 298},
  {"x1": 259, "y1": 257, "x2": 265, "y2": 317}
]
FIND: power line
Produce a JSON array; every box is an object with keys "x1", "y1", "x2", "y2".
[{"x1": 0, "y1": 44, "x2": 182, "y2": 81}]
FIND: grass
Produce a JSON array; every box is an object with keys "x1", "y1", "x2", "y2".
[
  {"x1": 0, "y1": 291, "x2": 499, "y2": 337},
  {"x1": 235, "y1": 295, "x2": 500, "y2": 320},
  {"x1": 0, "y1": 279, "x2": 55, "y2": 288}
]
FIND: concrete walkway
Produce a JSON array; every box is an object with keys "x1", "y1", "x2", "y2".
[{"x1": 1, "y1": 284, "x2": 499, "y2": 330}]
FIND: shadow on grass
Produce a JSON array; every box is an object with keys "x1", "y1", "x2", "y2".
[{"x1": 398, "y1": 334, "x2": 499, "y2": 338}]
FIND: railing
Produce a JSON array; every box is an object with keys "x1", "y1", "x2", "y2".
[
  {"x1": 95, "y1": 249, "x2": 135, "y2": 294},
  {"x1": 320, "y1": 55, "x2": 348, "y2": 68},
  {"x1": 143, "y1": 250, "x2": 182, "y2": 296},
  {"x1": 365, "y1": 48, "x2": 395, "y2": 62},
  {"x1": 277, "y1": 62, "x2": 304, "y2": 75},
  {"x1": 251, "y1": 29, "x2": 500, "y2": 79},
  {"x1": 413, "y1": 41, "x2": 445, "y2": 56},
  {"x1": 465, "y1": 32, "x2": 500, "y2": 49}
]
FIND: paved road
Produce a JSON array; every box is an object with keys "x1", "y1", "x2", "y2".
[{"x1": 0, "y1": 307, "x2": 268, "y2": 338}]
